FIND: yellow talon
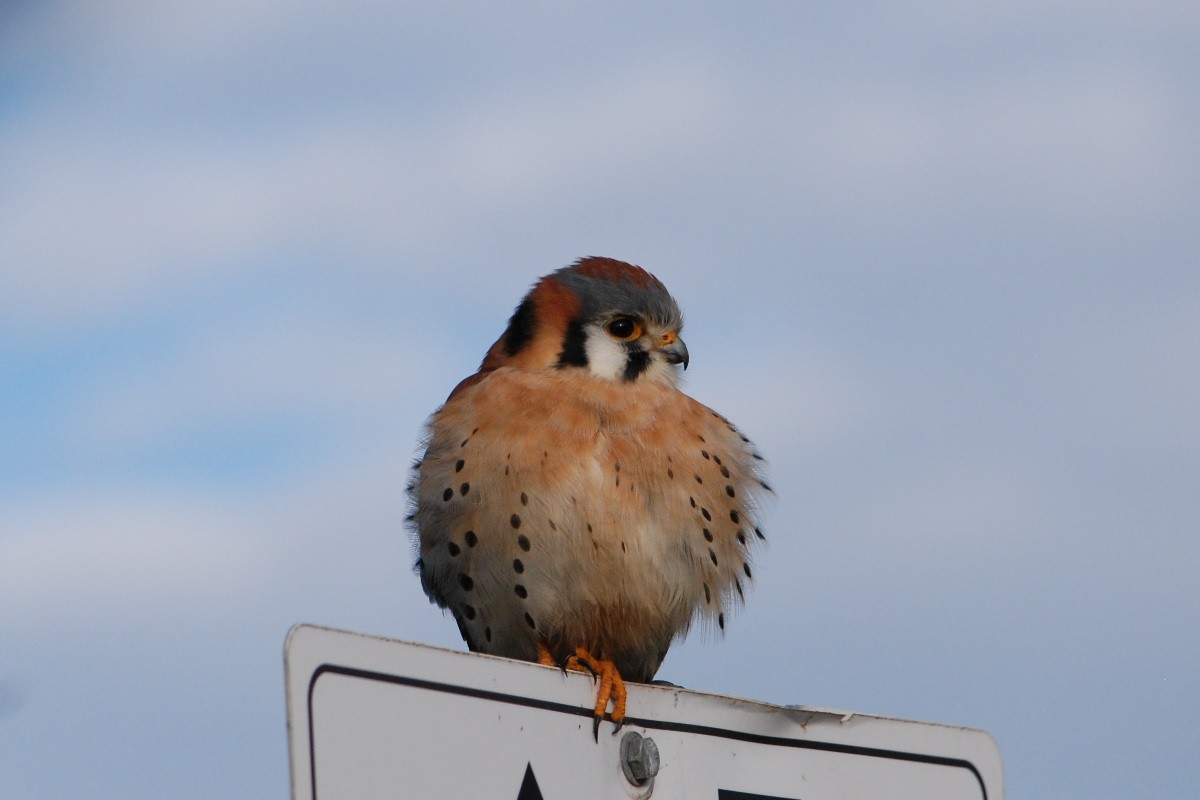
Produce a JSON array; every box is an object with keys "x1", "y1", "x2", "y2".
[{"x1": 563, "y1": 647, "x2": 627, "y2": 740}]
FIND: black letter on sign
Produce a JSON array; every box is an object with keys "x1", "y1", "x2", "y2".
[{"x1": 516, "y1": 763, "x2": 544, "y2": 800}]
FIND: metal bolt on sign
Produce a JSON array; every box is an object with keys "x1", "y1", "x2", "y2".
[{"x1": 619, "y1": 731, "x2": 661, "y2": 787}]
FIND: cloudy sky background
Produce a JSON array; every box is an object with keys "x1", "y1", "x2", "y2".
[{"x1": 2, "y1": 2, "x2": 1197, "y2": 797}]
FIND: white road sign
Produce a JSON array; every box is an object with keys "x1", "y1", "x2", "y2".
[{"x1": 285, "y1": 624, "x2": 1003, "y2": 800}]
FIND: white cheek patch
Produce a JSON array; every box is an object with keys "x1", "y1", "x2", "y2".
[
  {"x1": 583, "y1": 329, "x2": 630, "y2": 381},
  {"x1": 581, "y1": 325, "x2": 684, "y2": 386}
]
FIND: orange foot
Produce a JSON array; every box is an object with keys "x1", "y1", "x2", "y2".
[
  {"x1": 563, "y1": 647, "x2": 627, "y2": 741},
  {"x1": 536, "y1": 641, "x2": 557, "y2": 668},
  {"x1": 535, "y1": 643, "x2": 628, "y2": 740}
]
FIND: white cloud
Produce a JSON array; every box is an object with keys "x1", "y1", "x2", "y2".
[
  {"x1": 73, "y1": 309, "x2": 446, "y2": 452},
  {"x1": 2, "y1": 0, "x2": 295, "y2": 68},
  {"x1": 757, "y1": 63, "x2": 1190, "y2": 226},
  {"x1": 0, "y1": 491, "x2": 266, "y2": 624},
  {"x1": 0, "y1": 447, "x2": 420, "y2": 632},
  {"x1": 0, "y1": 54, "x2": 728, "y2": 329},
  {"x1": 6, "y1": 0, "x2": 1194, "y2": 335}
]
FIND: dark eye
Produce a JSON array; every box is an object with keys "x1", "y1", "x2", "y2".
[{"x1": 605, "y1": 317, "x2": 643, "y2": 341}]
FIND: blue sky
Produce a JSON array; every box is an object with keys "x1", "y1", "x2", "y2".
[{"x1": 2, "y1": 3, "x2": 1198, "y2": 797}]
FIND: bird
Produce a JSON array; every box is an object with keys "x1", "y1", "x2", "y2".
[{"x1": 408, "y1": 257, "x2": 771, "y2": 738}]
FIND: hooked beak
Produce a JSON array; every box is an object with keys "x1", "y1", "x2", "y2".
[{"x1": 657, "y1": 332, "x2": 689, "y2": 370}]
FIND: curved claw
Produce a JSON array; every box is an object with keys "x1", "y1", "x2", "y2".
[
  {"x1": 562, "y1": 649, "x2": 600, "y2": 683},
  {"x1": 560, "y1": 647, "x2": 628, "y2": 742},
  {"x1": 590, "y1": 708, "x2": 627, "y2": 741},
  {"x1": 539, "y1": 644, "x2": 630, "y2": 742}
]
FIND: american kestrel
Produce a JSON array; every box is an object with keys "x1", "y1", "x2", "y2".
[{"x1": 408, "y1": 257, "x2": 770, "y2": 737}]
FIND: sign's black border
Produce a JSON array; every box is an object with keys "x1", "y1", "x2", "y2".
[{"x1": 306, "y1": 664, "x2": 988, "y2": 799}]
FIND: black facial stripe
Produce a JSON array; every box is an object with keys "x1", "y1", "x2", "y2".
[
  {"x1": 502, "y1": 297, "x2": 537, "y2": 356},
  {"x1": 555, "y1": 317, "x2": 589, "y2": 368},
  {"x1": 622, "y1": 348, "x2": 651, "y2": 381}
]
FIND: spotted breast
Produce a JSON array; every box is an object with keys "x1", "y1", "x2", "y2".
[{"x1": 408, "y1": 257, "x2": 771, "y2": 733}]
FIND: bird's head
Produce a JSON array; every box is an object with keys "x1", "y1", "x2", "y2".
[{"x1": 480, "y1": 257, "x2": 689, "y2": 386}]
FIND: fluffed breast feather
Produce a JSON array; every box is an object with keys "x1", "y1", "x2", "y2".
[{"x1": 407, "y1": 365, "x2": 771, "y2": 681}]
